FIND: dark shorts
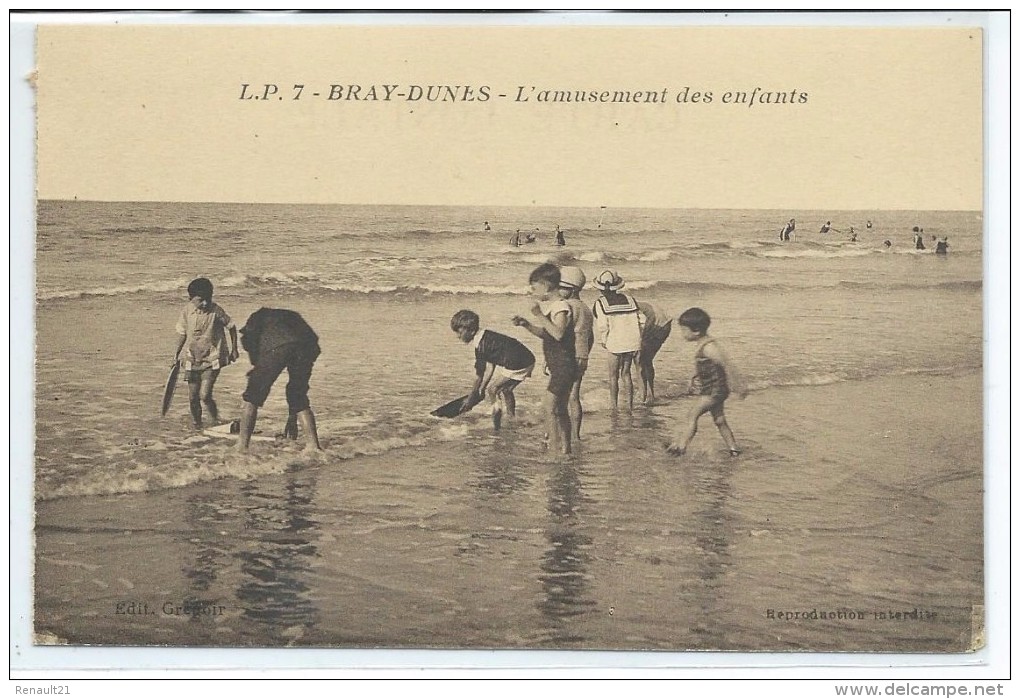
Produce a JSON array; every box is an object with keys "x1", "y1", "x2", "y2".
[
  {"x1": 545, "y1": 354, "x2": 578, "y2": 396},
  {"x1": 242, "y1": 342, "x2": 320, "y2": 412}
]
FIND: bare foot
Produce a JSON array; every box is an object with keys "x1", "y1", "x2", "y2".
[{"x1": 665, "y1": 441, "x2": 685, "y2": 456}]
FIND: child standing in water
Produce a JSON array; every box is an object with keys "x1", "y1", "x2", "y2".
[
  {"x1": 513, "y1": 263, "x2": 576, "y2": 455},
  {"x1": 592, "y1": 269, "x2": 642, "y2": 411},
  {"x1": 667, "y1": 307, "x2": 747, "y2": 457},
  {"x1": 450, "y1": 309, "x2": 536, "y2": 430},
  {"x1": 556, "y1": 266, "x2": 594, "y2": 440},
  {"x1": 172, "y1": 277, "x2": 238, "y2": 429}
]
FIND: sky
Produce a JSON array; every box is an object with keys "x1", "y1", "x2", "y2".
[{"x1": 27, "y1": 16, "x2": 989, "y2": 210}]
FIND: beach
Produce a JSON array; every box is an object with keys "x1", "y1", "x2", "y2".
[
  {"x1": 32, "y1": 202, "x2": 983, "y2": 651},
  {"x1": 34, "y1": 371, "x2": 982, "y2": 651}
]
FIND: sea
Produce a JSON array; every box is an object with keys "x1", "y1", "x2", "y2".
[{"x1": 32, "y1": 201, "x2": 984, "y2": 650}]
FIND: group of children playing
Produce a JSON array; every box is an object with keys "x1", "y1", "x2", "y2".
[
  {"x1": 171, "y1": 263, "x2": 749, "y2": 459},
  {"x1": 450, "y1": 262, "x2": 748, "y2": 457}
]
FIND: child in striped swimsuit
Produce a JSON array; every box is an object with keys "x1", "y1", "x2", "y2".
[{"x1": 666, "y1": 307, "x2": 747, "y2": 457}]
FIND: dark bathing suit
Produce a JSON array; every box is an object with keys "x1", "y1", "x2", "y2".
[
  {"x1": 240, "y1": 308, "x2": 321, "y2": 413},
  {"x1": 691, "y1": 338, "x2": 730, "y2": 404}
]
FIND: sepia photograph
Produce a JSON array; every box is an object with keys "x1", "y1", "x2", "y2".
[{"x1": 12, "y1": 11, "x2": 1007, "y2": 673}]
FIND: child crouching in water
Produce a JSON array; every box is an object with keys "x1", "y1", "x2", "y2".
[
  {"x1": 451, "y1": 310, "x2": 535, "y2": 430},
  {"x1": 667, "y1": 307, "x2": 747, "y2": 457}
]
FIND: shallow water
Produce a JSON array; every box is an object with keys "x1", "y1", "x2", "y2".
[
  {"x1": 35, "y1": 201, "x2": 981, "y2": 501},
  {"x1": 33, "y1": 202, "x2": 983, "y2": 650},
  {"x1": 35, "y1": 372, "x2": 982, "y2": 650}
]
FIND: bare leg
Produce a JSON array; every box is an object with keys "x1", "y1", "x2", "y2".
[
  {"x1": 484, "y1": 382, "x2": 502, "y2": 430},
  {"x1": 711, "y1": 403, "x2": 740, "y2": 453},
  {"x1": 637, "y1": 359, "x2": 650, "y2": 405},
  {"x1": 296, "y1": 408, "x2": 322, "y2": 452},
  {"x1": 607, "y1": 353, "x2": 621, "y2": 410},
  {"x1": 546, "y1": 390, "x2": 572, "y2": 456},
  {"x1": 639, "y1": 358, "x2": 656, "y2": 405},
  {"x1": 503, "y1": 387, "x2": 517, "y2": 417},
  {"x1": 283, "y1": 413, "x2": 299, "y2": 440},
  {"x1": 238, "y1": 401, "x2": 258, "y2": 452},
  {"x1": 620, "y1": 353, "x2": 635, "y2": 412},
  {"x1": 555, "y1": 392, "x2": 572, "y2": 455},
  {"x1": 199, "y1": 369, "x2": 220, "y2": 424},
  {"x1": 543, "y1": 391, "x2": 560, "y2": 453},
  {"x1": 487, "y1": 377, "x2": 517, "y2": 431},
  {"x1": 568, "y1": 378, "x2": 583, "y2": 441},
  {"x1": 666, "y1": 396, "x2": 716, "y2": 455},
  {"x1": 188, "y1": 380, "x2": 203, "y2": 429}
]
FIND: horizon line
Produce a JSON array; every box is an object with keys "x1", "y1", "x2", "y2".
[{"x1": 36, "y1": 198, "x2": 983, "y2": 213}]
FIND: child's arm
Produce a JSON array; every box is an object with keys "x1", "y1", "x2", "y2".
[
  {"x1": 591, "y1": 303, "x2": 609, "y2": 349},
  {"x1": 172, "y1": 334, "x2": 186, "y2": 366},
  {"x1": 227, "y1": 326, "x2": 239, "y2": 361},
  {"x1": 172, "y1": 309, "x2": 187, "y2": 365},
  {"x1": 512, "y1": 315, "x2": 546, "y2": 340},
  {"x1": 528, "y1": 302, "x2": 570, "y2": 341},
  {"x1": 462, "y1": 363, "x2": 494, "y2": 412},
  {"x1": 513, "y1": 304, "x2": 569, "y2": 342},
  {"x1": 703, "y1": 340, "x2": 748, "y2": 399},
  {"x1": 218, "y1": 307, "x2": 240, "y2": 361}
]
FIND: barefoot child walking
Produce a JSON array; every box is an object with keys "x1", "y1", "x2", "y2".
[{"x1": 666, "y1": 308, "x2": 747, "y2": 457}]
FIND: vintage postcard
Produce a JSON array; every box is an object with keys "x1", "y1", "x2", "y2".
[{"x1": 15, "y1": 12, "x2": 1005, "y2": 669}]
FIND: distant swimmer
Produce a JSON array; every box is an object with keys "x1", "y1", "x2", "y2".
[
  {"x1": 525, "y1": 233, "x2": 537, "y2": 244},
  {"x1": 935, "y1": 237, "x2": 949, "y2": 255},
  {"x1": 867, "y1": 220, "x2": 873, "y2": 229},
  {"x1": 510, "y1": 229, "x2": 523, "y2": 247},
  {"x1": 484, "y1": 221, "x2": 491, "y2": 231},
  {"x1": 849, "y1": 227, "x2": 857, "y2": 242},
  {"x1": 780, "y1": 218, "x2": 796, "y2": 242},
  {"x1": 883, "y1": 240, "x2": 892, "y2": 248},
  {"x1": 555, "y1": 225, "x2": 566, "y2": 247},
  {"x1": 913, "y1": 227, "x2": 925, "y2": 250},
  {"x1": 819, "y1": 221, "x2": 832, "y2": 234}
]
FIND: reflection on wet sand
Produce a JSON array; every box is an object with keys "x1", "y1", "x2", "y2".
[
  {"x1": 685, "y1": 462, "x2": 735, "y2": 649},
  {"x1": 538, "y1": 462, "x2": 596, "y2": 643},
  {"x1": 233, "y1": 472, "x2": 321, "y2": 645},
  {"x1": 180, "y1": 492, "x2": 232, "y2": 637},
  {"x1": 472, "y1": 438, "x2": 533, "y2": 497}
]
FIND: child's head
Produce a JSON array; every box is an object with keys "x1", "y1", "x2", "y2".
[
  {"x1": 187, "y1": 277, "x2": 214, "y2": 307},
  {"x1": 677, "y1": 307, "x2": 711, "y2": 340},
  {"x1": 593, "y1": 269, "x2": 625, "y2": 294},
  {"x1": 557, "y1": 266, "x2": 586, "y2": 299},
  {"x1": 528, "y1": 263, "x2": 561, "y2": 298},
  {"x1": 450, "y1": 309, "x2": 480, "y2": 343}
]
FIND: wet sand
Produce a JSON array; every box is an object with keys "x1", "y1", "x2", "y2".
[{"x1": 34, "y1": 370, "x2": 982, "y2": 652}]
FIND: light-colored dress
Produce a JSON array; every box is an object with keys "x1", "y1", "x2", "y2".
[{"x1": 176, "y1": 302, "x2": 235, "y2": 371}]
